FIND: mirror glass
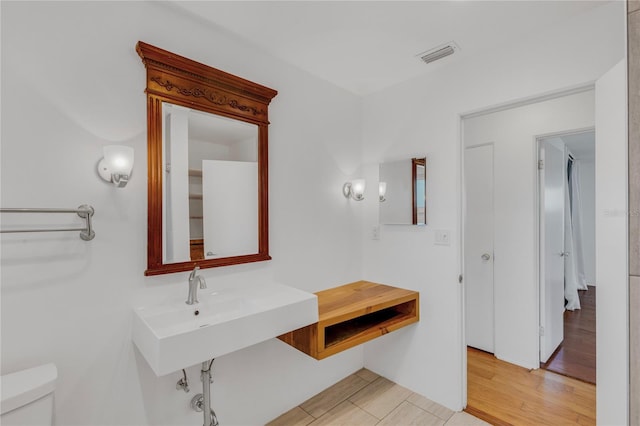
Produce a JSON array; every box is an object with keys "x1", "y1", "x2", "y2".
[
  {"x1": 162, "y1": 103, "x2": 259, "y2": 264},
  {"x1": 379, "y1": 158, "x2": 427, "y2": 225}
]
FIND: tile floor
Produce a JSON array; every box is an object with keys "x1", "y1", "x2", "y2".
[{"x1": 266, "y1": 369, "x2": 488, "y2": 426}]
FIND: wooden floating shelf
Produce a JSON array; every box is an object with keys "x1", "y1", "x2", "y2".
[{"x1": 278, "y1": 280, "x2": 419, "y2": 360}]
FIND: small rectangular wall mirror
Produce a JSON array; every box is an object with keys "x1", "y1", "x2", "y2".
[{"x1": 379, "y1": 157, "x2": 427, "y2": 225}]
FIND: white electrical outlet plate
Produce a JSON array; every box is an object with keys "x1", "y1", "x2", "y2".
[{"x1": 435, "y1": 229, "x2": 450, "y2": 245}]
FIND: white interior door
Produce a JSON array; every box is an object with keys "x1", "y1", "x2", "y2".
[
  {"x1": 465, "y1": 144, "x2": 494, "y2": 353},
  {"x1": 202, "y1": 160, "x2": 258, "y2": 259},
  {"x1": 539, "y1": 139, "x2": 565, "y2": 363}
]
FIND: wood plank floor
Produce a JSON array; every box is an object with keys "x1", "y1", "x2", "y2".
[
  {"x1": 541, "y1": 286, "x2": 596, "y2": 384},
  {"x1": 466, "y1": 347, "x2": 596, "y2": 426}
]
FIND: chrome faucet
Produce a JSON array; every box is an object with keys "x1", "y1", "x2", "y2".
[{"x1": 186, "y1": 266, "x2": 207, "y2": 305}]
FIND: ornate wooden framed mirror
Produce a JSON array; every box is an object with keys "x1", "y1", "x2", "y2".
[{"x1": 137, "y1": 42, "x2": 277, "y2": 276}]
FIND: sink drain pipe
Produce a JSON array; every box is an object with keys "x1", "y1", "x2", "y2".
[{"x1": 190, "y1": 359, "x2": 218, "y2": 426}]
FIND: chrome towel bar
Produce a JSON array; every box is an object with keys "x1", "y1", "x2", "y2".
[{"x1": 0, "y1": 205, "x2": 95, "y2": 241}]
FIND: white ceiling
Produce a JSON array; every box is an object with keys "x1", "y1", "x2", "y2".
[
  {"x1": 171, "y1": 1, "x2": 607, "y2": 96},
  {"x1": 563, "y1": 131, "x2": 596, "y2": 160},
  {"x1": 189, "y1": 108, "x2": 256, "y2": 145}
]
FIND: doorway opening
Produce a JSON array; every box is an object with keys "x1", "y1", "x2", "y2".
[
  {"x1": 538, "y1": 130, "x2": 596, "y2": 384},
  {"x1": 461, "y1": 88, "x2": 598, "y2": 424}
]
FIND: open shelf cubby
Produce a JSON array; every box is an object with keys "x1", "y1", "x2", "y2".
[{"x1": 278, "y1": 281, "x2": 419, "y2": 360}]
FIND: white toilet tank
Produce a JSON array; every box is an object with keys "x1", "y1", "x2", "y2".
[{"x1": 1, "y1": 363, "x2": 57, "y2": 426}]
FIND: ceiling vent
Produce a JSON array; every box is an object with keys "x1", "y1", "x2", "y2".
[{"x1": 417, "y1": 41, "x2": 459, "y2": 65}]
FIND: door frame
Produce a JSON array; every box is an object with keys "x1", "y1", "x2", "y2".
[{"x1": 458, "y1": 84, "x2": 595, "y2": 408}]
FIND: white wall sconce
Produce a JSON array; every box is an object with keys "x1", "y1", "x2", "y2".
[
  {"x1": 379, "y1": 182, "x2": 387, "y2": 202},
  {"x1": 98, "y1": 145, "x2": 134, "y2": 188},
  {"x1": 343, "y1": 179, "x2": 366, "y2": 201}
]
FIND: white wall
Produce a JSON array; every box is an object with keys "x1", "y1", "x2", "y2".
[
  {"x1": 595, "y1": 60, "x2": 628, "y2": 426},
  {"x1": 463, "y1": 90, "x2": 595, "y2": 369},
  {"x1": 361, "y1": 1, "x2": 624, "y2": 412},
  {"x1": 0, "y1": 2, "x2": 365, "y2": 425},
  {"x1": 578, "y1": 158, "x2": 597, "y2": 285},
  {"x1": 165, "y1": 105, "x2": 191, "y2": 264}
]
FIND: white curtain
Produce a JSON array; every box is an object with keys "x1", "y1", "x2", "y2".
[{"x1": 564, "y1": 159, "x2": 588, "y2": 310}]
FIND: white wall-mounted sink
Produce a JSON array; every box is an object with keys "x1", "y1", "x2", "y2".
[{"x1": 132, "y1": 282, "x2": 318, "y2": 376}]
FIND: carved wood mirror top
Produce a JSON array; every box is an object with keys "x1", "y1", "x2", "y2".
[{"x1": 137, "y1": 41, "x2": 277, "y2": 276}]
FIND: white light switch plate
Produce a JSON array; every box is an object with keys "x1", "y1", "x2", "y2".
[{"x1": 435, "y1": 229, "x2": 450, "y2": 245}]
